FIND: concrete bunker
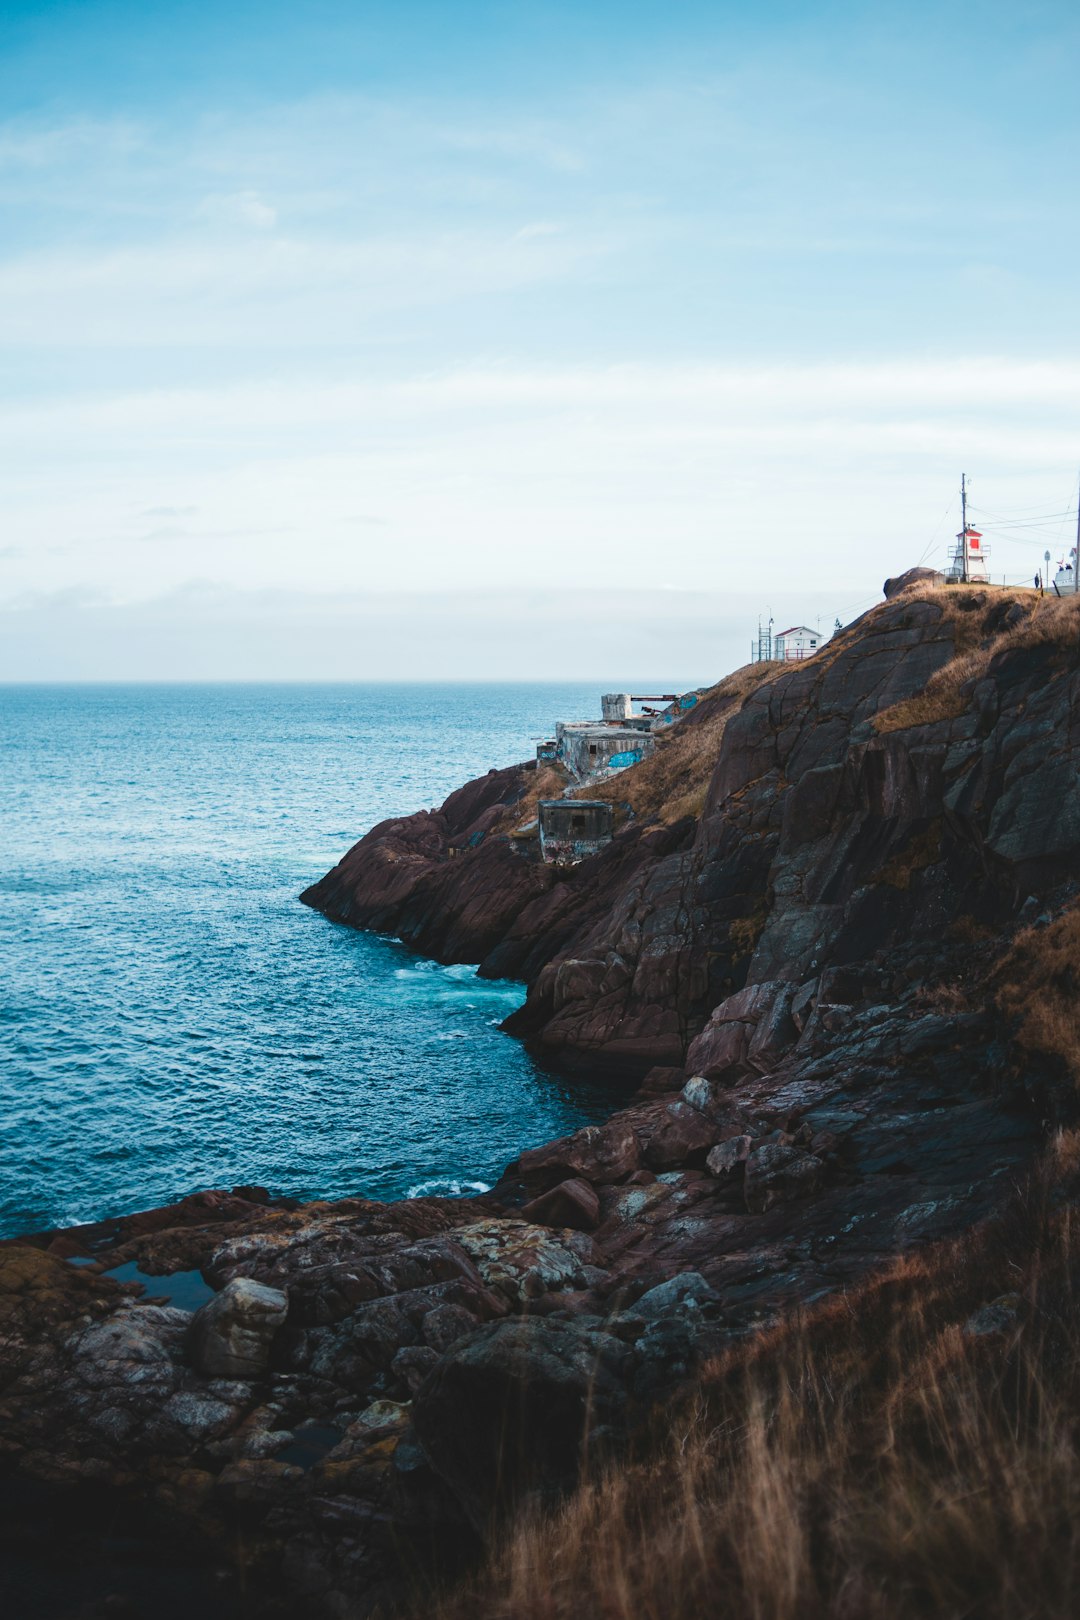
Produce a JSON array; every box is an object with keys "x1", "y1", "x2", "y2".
[{"x1": 538, "y1": 800, "x2": 614, "y2": 865}]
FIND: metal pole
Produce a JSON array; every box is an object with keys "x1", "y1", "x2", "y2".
[
  {"x1": 1074, "y1": 470, "x2": 1079, "y2": 592},
  {"x1": 961, "y1": 473, "x2": 969, "y2": 583}
]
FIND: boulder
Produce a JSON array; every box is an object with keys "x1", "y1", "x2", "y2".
[
  {"x1": 411, "y1": 1317, "x2": 631, "y2": 1531},
  {"x1": 188, "y1": 1277, "x2": 288, "y2": 1379},
  {"x1": 884, "y1": 566, "x2": 944, "y2": 599},
  {"x1": 450, "y1": 1220, "x2": 596, "y2": 1306},
  {"x1": 632, "y1": 1272, "x2": 719, "y2": 1321},
  {"x1": 681, "y1": 1076, "x2": 760, "y2": 1136},
  {"x1": 636, "y1": 1101, "x2": 720, "y2": 1170},
  {"x1": 684, "y1": 982, "x2": 796, "y2": 1081},
  {"x1": 520, "y1": 1177, "x2": 601, "y2": 1232},
  {"x1": 515, "y1": 1119, "x2": 640, "y2": 1190}
]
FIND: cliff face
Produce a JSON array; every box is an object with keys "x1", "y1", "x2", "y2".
[
  {"x1": 3, "y1": 585, "x2": 1078, "y2": 1619},
  {"x1": 305, "y1": 588, "x2": 1080, "y2": 1075}
]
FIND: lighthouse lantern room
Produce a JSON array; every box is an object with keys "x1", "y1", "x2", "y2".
[{"x1": 944, "y1": 474, "x2": 990, "y2": 584}]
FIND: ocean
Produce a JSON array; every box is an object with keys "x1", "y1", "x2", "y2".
[{"x1": 0, "y1": 682, "x2": 626, "y2": 1238}]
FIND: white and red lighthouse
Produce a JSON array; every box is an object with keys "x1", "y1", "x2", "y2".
[
  {"x1": 945, "y1": 524, "x2": 989, "y2": 583},
  {"x1": 944, "y1": 475, "x2": 990, "y2": 583}
]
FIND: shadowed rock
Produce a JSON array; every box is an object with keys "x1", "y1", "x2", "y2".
[
  {"x1": 520, "y1": 1177, "x2": 601, "y2": 1232},
  {"x1": 188, "y1": 1276, "x2": 288, "y2": 1379},
  {"x1": 412, "y1": 1317, "x2": 631, "y2": 1532}
]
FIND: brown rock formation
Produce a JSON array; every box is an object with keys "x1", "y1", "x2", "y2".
[
  {"x1": 305, "y1": 588, "x2": 1080, "y2": 1079},
  {"x1": 4, "y1": 584, "x2": 1079, "y2": 1617}
]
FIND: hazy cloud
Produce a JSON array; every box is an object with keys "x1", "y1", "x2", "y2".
[
  {"x1": 197, "y1": 189, "x2": 278, "y2": 229},
  {"x1": 0, "y1": 581, "x2": 848, "y2": 683}
]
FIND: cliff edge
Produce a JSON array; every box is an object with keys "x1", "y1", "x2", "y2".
[
  {"x1": 304, "y1": 585, "x2": 1080, "y2": 1074},
  {"x1": 3, "y1": 582, "x2": 1079, "y2": 1618}
]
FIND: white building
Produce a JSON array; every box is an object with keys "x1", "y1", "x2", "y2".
[
  {"x1": 773, "y1": 625, "x2": 822, "y2": 662},
  {"x1": 944, "y1": 526, "x2": 990, "y2": 584}
]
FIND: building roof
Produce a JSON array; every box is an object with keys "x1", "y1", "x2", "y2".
[{"x1": 775, "y1": 625, "x2": 818, "y2": 638}]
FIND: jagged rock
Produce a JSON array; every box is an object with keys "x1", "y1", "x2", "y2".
[
  {"x1": 391, "y1": 1345, "x2": 439, "y2": 1393},
  {"x1": 515, "y1": 1118, "x2": 641, "y2": 1189},
  {"x1": 188, "y1": 1277, "x2": 287, "y2": 1379},
  {"x1": 520, "y1": 1177, "x2": 601, "y2": 1232},
  {"x1": 449, "y1": 1220, "x2": 596, "y2": 1305},
  {"x1": 706, "y1": 1135, "x2": 752, "y2": 1178},
  {"x1": 685, "y1": 982, "x2": 796, "y2": 1080},
  {"x1": 744, "y1": 1145, "x2": 824, "y2": 1212},
  {"x1": 681, "y1": 1075, "x2": 762, "y2": 1136},
  {"x1": 411, "y1": 1317, "x2": 631, "y2": 1531},
  {"x1": 421, "y1": 1302, "x2": 480, "y2": 1353},
  {"x1": 636, "y1": 1100, "x2": 720, "y2": 1170},
  {"x1": 632, "y1": 1272, "x2": 719, "y2": 1320}
]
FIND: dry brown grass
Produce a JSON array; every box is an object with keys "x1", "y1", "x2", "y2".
[
  {"x1": 875, "y1": 590, "x2": 1080, "y2": 734},
  {"x1": 568, "y1": 661, "x2": 788, "y2": 828},
  {"x1": 497, "y1": 763, "x2": 571, "y2": 838},
  {"x1": 996, "y1": 900, "x2": 1080, "y2": 1087},
  {"x1": 410, "y1": 1137, "x2": 1080, "y2": 1620}
]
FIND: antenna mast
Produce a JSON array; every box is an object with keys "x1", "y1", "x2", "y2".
[
  {"x1": 961, "y1": 473, "x2": 969, "y2": 584},
  {"x1": 1075, "y1": 470, "x2": 1079, "y2": 593}
]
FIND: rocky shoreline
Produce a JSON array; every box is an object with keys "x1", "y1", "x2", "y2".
[{"x1": 3, "y1": 580, "x2": 1079, "y2": 1617}]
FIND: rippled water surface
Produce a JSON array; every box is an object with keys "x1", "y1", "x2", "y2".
[{"x1": 0, "y1": 683, "x2": 624, "y2": 1236}]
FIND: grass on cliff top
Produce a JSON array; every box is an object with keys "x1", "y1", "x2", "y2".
[
  {"x1": 555, "y1": 583, "x2": 1077, "y2": 826},
  {"x1": 415, "y1": 1133, "x2": 1080, "y2": 1620},
  {"x1": 566, "y1": 661, "x2": 789, "y2": 827},
  {"x1": 874, "y1": 588, "x2": 1080, "y2": 734},
  {"x1": 495, "y1": 763, "x2": 569, "y2": 837}
]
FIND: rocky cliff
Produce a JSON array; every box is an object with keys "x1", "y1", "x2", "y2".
[
  {"x1": 4, "y1": 583, "x2": 1079, "y2": 1619},
  {"x1": 305, "y1": 586, "x2": 1080, "y2": 1074}
]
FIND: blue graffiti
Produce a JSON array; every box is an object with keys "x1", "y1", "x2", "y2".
[{"x1": 608, "y1": 749, "x2": 643, "y2": 769}]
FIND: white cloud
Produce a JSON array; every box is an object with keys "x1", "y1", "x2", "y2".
[
  {"x1": 0, "y1": 117, "x2": 143, "y2": 170},
  {"x1": 0, "y1": 226, "x2": 610, "y2": 346},
  {"x1": 514, "y1": 220, "x2": 565, "y2": 239},
  {"x1": 197, "y1": 189, "x2": 278, "y2": 229},
  {"x1": 1, "y1": 356, "x2": 1077, "y2": 638}
]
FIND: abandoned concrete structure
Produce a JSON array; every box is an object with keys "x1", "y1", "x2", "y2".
[
  {"x1": 554, "y1": 717, "x2": 655, "y2": 780},
  {"x1": 538, "y1": 800, "x2": 613, "y2": 864},
  {"x1": 540, "y1": 690, "x2": 702, "y2": 784},
  {"x1": 601, "y1": 692, "x2": 633, "y2": 721}
]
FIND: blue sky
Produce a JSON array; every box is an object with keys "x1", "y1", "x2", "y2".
[{"x1": 2, "y1": 0, "x2": 1080, "y2": 678}]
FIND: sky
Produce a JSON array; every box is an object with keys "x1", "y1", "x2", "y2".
[{"x1": 2, "y1": 0, "x2": 1080, "y2": 680}]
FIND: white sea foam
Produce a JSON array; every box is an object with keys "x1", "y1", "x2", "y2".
[{"x1": 406, "y1": 1177, "x2": 491, "y2": 1200}]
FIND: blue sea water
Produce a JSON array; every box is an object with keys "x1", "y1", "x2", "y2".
[{"x1": 0, "y1": 683, "x2": 625, "y2": 1238}]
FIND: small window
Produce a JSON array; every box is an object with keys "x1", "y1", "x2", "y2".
[
  {"x1": 810, "y1": 639, "x2": 817, "y2": 647},
  {"x1": 589, "y1": 744, "x2": 597, "y2": 755}
]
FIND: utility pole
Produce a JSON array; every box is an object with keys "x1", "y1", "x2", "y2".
[
  {"x1": 961, "y1": 473, "x2": 969, "y2": 583},
  {"x1": 1074, "y1": 470, "x2": 1079, "y2": 592}
]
